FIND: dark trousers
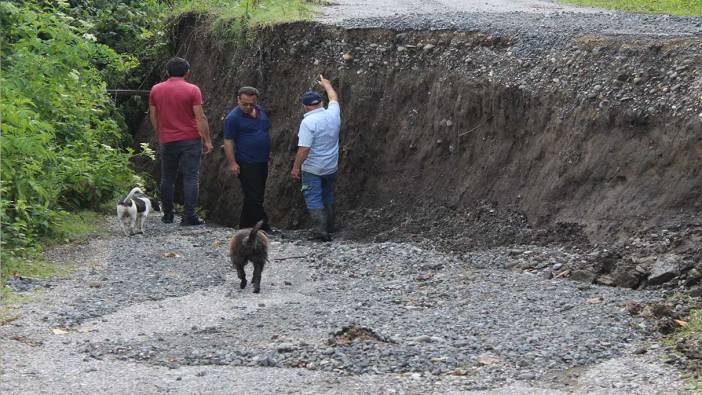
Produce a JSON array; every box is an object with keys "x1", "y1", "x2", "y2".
[
  {"x1": 160, "y1": 139, "x2": 202, "y2": 219},
  {"x1": 238, "y1": 162, "x2": 269, "y2": 229}
]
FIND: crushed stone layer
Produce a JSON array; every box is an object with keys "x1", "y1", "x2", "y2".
[
  {"x1": 318, "y1": 0, "x2": 702, "y2": 39},
  {"x1": 0, "y1": 216, "x2": 693, "y2": 394}
]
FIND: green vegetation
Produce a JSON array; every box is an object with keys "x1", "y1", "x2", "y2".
[
  {"x1": 558, "y1": 0, "x2": 702, "y2": 16},
  {"x1": 662, "y1": 306, "x2": 702, "y2": 390},
  {"x1": 0, "y1": 288, "x2": 26, "y2": 325},
  {"x1": 0, "y1": 0, "x2": 173, "y2": 284},
  {"x1": 675, "y1": 307, "x2": 702, "y2": 347},
  {"x1": 2, "y1": 255, "x2": 66, "y2": 282},
  {"x1": 1, "y1": 1, "x2": 140, "y2": 272},
  {"x1": 1, "y1": 210, "x2": 104, "y2": 321},
  {"x1": 686, "y1": 308, "x2": 702, "y2": 334},
  {"x1": 49, "y1": 210, "x2": 110, "y2": 244},
  {"x1": 173, "y1": 0, "x2": 317, "y2": 42},
  {"x1": 2, "y1": 211, "x2": 105, "y2": 279},
  {"x1": 1, "y1": 1, "x2": 318, "y2": 293},
  {"x1": 174, "y1": 0, "x2": 315, "y2": 23},
  {"x1": 683, "y1": 309, "x2": 702, "y2": 391}
]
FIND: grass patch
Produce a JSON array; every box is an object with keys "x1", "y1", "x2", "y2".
[
  {"x1": 1, "y1": 211, "x2": 104, "y2": 321},
  {"x1": 1, "y1": 210, "x2": 106, "y2": 325},
  {"x1": 173, "y1": 0, "x2": 317, "y2": 24},
  {"x1": 47, "y1": 210, "x2": 109, "y2": 247},
  {"x1": 1, "y1": 210, "x2": 105, "y2": 309},
  {"x1": 558, "y1": 0, "x2": 702, "y2": 16},
  {"x1": 0, "y1": 255, "x2": 65, "y2": 281},
  {"x1": 660, "y1": 305, "x2": 702, "y2": 344},
  {"x1": 2, "y1": 210, "x2": 104, "y2": 280},
  {"x1": 0, "y1": 287, "x2": 27, "y2": 325},
  {"x1": 172, "y1": 0, "x2": 320, "y2": 41},
  {"x1": 686, "y1": 308, "x2": 702, "y2": 333},
  {"x1": 664, "y1": 307, "x2": 702, "y2": 389},
  {"x1": 670, "y1": 307, "x2": 702, "y2": 339}
]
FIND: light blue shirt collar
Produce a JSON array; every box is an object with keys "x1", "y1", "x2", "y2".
[{"x1": 303, "y1": 107, "x2": 325, "y2": 118}]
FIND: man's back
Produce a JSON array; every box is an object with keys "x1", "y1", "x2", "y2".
[
  {"x1": 149, "y1": 77, "x2": 202, "y2": 143},
  {"x1": 299, "y1": 100, "x2": 341, "y2": 175}
]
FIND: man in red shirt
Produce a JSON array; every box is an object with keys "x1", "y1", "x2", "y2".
[{"x1": 149, "y1": 57, "x2": 213, "y2": 226}]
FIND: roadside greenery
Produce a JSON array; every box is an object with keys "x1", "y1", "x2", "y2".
[
  {"x1": 174, "y1": 0, "x2": 315, "y2": 25},
  {"x1": 559, "y1": 0, "x2": 702, "y2": 16},
  {"x1": 677, "y1": 308, "x2": 702, "y2": 390},
  {"x1": 1, "y1": 1, "x2": 140, "y2": 273},
  {"x1": 1, "y1": 1, "x2": 317, "y2": 281},
  {"x1": 0, "y1": 210, "x2": 102, "y2": 321},
  {"x1": 173, "y1": 0, "x2": 316, "y2": 42}
]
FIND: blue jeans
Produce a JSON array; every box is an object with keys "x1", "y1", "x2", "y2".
[
  {"x1": 160, "y1": 139, "x2": 202, "y2": 218},
  {"x1": 301, "y1": 171, "x2": 336, "y2": 209}
]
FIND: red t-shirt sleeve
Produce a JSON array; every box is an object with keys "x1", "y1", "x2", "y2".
[{"x1": 192, "y1": 86, "x2": 203, "y2": 106}]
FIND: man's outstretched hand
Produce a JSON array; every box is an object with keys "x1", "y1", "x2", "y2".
[
  {"x1": 318, "y1": 74, "x2": 332, "y2": 89},
  {"x1": 317, "y1": 74, "x2": 338, "y2": 102}
]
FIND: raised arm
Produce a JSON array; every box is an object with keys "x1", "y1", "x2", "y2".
[
  {"x1": 318, "y1": 74, "x2": 338, "y2": 102},
  {"x1": 193, "y1": 104, "x2": 213, "y2": 154}
]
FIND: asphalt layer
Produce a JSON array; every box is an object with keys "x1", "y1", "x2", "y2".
[
  {"x1": 318, "y1": 0, "x2": 702, "y2": 57},
  {"x1": 316, "y1": 0, "x2": 607, "y2": 18}
]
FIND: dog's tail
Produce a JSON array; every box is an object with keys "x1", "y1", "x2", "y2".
[
  {"x1": 124, "y1": 187, "x2": 143, "y2": 202},
  {"x1": 247, "y1": 220, "x2": 268, "y2": 262},
  {"x1": 118, "y1": 187, "x2": 143, "y2": 206},
  {"x1": 247, "y1": 220, "x2": 265, "y2": 245}
]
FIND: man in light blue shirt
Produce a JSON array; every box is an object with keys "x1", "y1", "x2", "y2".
[{"x1": 291, "y1": 75, "x2": 341, "y2": 241}]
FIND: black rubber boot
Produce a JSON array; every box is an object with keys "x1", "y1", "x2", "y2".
[
  {"x1": 309, "y1": 209, "x2": 331, "y2": 242},
  {"x1": 161, "y1": 212, "x2": 174, "y2": 224},
  {"x1": 324, "y1": 204, "x2": 335, "y2": 234},
  {"x1": 180, "y1": 216, "x2": 205, "y2": 226}
]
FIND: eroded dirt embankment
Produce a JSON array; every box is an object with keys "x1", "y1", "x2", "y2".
[{"x1": 137, "y1": 16, "x2": 701, "y2": 288}]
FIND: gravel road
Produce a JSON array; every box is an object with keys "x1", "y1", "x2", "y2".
[
  {"x1": 318, "y1": 0, "x2": 702, "y2": 51},
  {"x1": 2, "y1": 2, "x2": 700, "y2": 393},
  {"x1": 0, "y1": 216, "x2": 693, "y2": 394},
  {"x1": 317, "y1": 0, "x2": 607, "y2": 19}
]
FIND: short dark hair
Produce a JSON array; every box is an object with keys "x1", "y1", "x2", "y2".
[
  {"x1": 166, "y1": 57, "x2": 190, "y2": 77},
  {"x1": 238, "y1": 86, "x2": 259, "y2": 98}
]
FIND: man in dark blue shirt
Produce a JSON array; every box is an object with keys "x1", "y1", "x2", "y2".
[{"x1": 223, "y1": 86, "x2": 273, "y2": 232}]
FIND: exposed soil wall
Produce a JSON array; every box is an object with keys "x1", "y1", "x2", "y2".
[{"x1": 138, "y1": 16, "x2": 702, "y2": 248}]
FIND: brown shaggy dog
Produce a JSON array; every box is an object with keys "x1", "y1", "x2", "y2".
[{"x1": 229, "y1": 220, "x2": 269, "y2": 293}]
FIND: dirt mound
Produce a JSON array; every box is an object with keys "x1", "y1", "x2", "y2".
[
  {"x1": 332, "y1": 325, "x2": 391, "y2": 345},
  {"x1": 135, "y1": 19, "x2": 701, "y2": 290}
]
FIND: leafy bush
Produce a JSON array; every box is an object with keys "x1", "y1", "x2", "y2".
[
  {"x1": 0, "y1": 1, "x2": 138, "y2": 263},
  {"x1": 1, "y1": 0, "x2": 318, "y2": 275}
]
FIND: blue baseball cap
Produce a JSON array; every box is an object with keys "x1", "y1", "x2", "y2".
[{"x1": 301, "y1": 91, "x2": 322, "y2": 105}]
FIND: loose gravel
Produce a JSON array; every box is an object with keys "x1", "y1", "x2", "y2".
[
  {"x1": 319, "y1": 0, "x2": 702, "y2": 41},
  {"x1": 2, "y1": 2, "x2": 700, "y2": 393},
  {"x1": 0, "y1": 216, "x2": 693, "y2": 394},
  {"x1": 337, "y1": 11, "x2": 701, "y2": 59}
]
